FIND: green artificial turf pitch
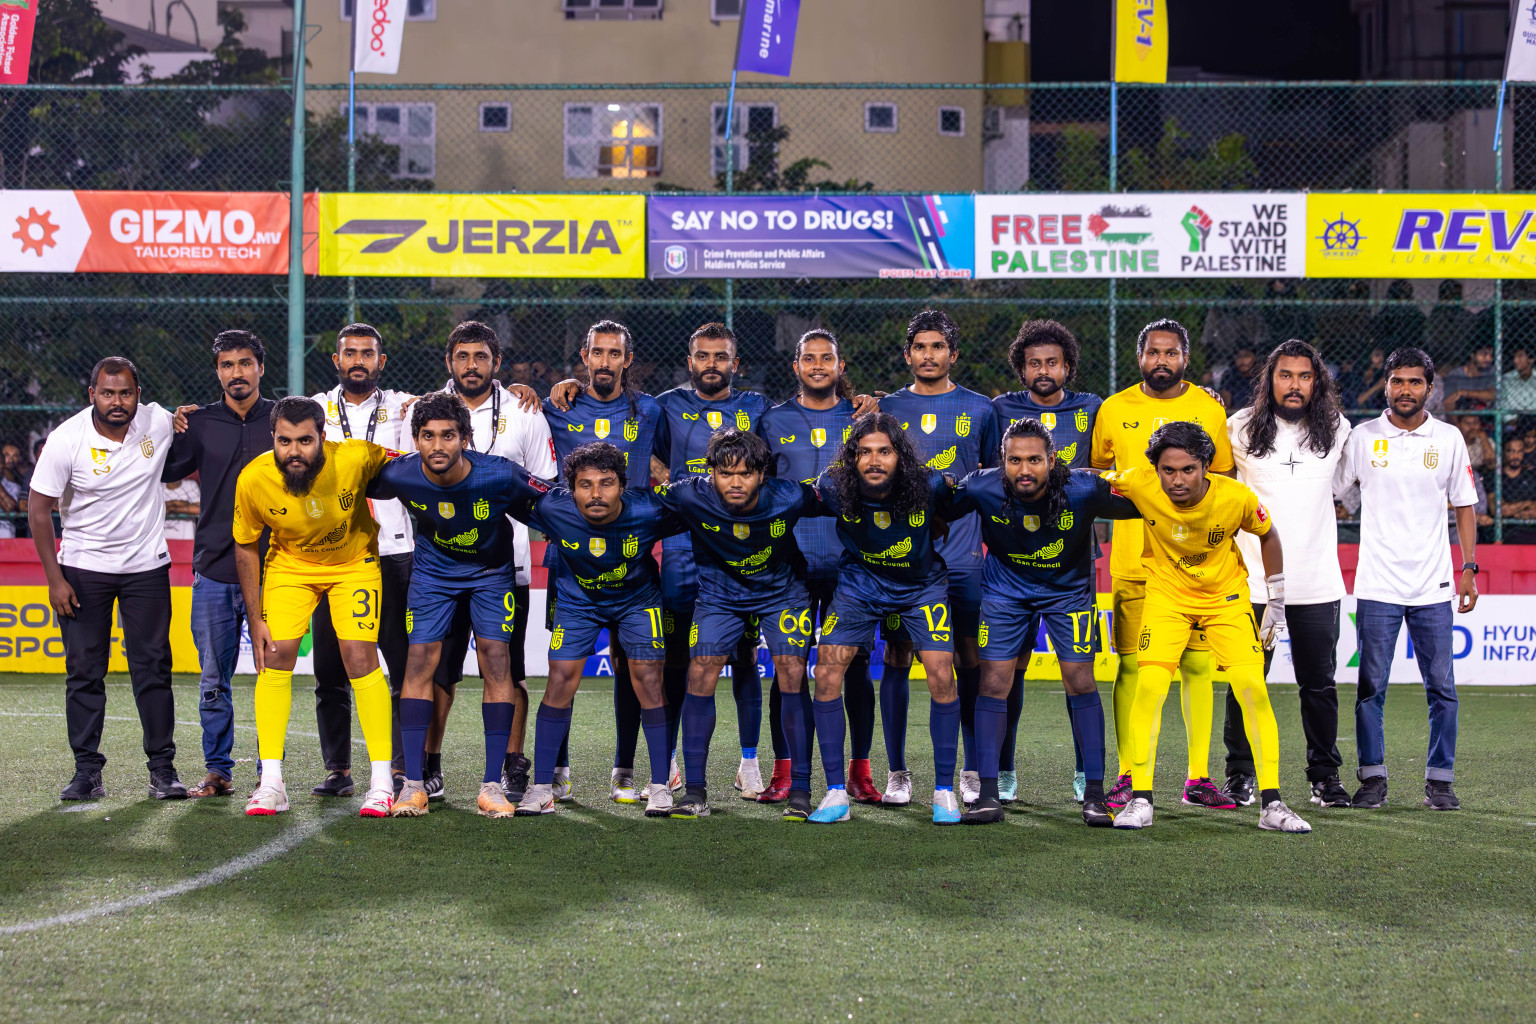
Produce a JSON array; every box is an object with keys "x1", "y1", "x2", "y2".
[{"x1": 0, "y1": 674, "x2": 1532, "y2": 1023}]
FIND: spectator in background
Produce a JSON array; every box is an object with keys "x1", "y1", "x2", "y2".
[
  {"x1": 1262, "y1": 278, "x2": 1315, "y2": 348},
  {"x1": 1201, "y1": 283, "x2": 1268, "y2": 368},
  {"x1": 508, "y1": 352, "x2": 534, "y2": 388},
  {"x1": 1498, "y1": 436, "x2": 1536, "y2": 543},
  {"x1": 1372, "y1": 280, "x2": 1426, "y2": 352},
  {"x1": 1441, "y1": 345, "x2": 1498, "y2": 412},
  {"x1": 1457, "y1": 414, "x2": 1496, "y2": 475},
  {"x1": 1425, "y1": 281, "x2": 1476, "y2": 358},
  {"x1": 1220, "y1": 347, "x2": 1259, "y2": 410},
  {"x1": 1316, "y1": 280, "x2": 1372, "y2": 360},
  {"x1": 1353, "y1": 347, "x2": 1390, "y2": 412},
  {"x1": 161, "y1": 477, "x2": 200, "y2": 541},
  {"x1": 0, "y1": 440, "x2": 25, "y2": 539},
  {"x1": 1502, "y1": 348, "x2": 1536, "y2": 412}
]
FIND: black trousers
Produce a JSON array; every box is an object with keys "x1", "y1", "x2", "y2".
[
  {"x1": 311, "y1": 552, "x2": 412, "y2": 770},
  {"x1": 59, "y1": 564, "x2": 175, "y2": 772},
  {"x1": 1223, "y1": 600, "x2": 1343, "y2": 782}
]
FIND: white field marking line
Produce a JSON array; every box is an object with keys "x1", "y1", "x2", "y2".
[
  {"x1": 0, "y1": 711, "x2": 367, "y2": 747},
  {"x1": 0, "y1": 807, "x2": 346, "y2": 936}
]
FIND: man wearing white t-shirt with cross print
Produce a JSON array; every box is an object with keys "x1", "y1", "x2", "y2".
[
  {"x1": 1335, "y1": 346, "x2": 1479, "y2": 812},
  {"x1": 28, "y1": 356, "x2": 188, "y2": 802}
]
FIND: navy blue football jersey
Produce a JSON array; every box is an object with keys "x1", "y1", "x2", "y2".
[
  {"x1": 653, "y1": 475, "x2": 822, "y2": 598},
  {"x1": 815, "y1": 467, "x2": 953, "y2": 599},
  {"x1": 947, "y1": 468, "x2": 1138, "y2": 608},
  {"x1": 530, "y1": 487, "x2": 685, "y2": 603},
  {"x1": 761, "y1": 396, "x2": 856, "y2": 579},
  {"x1": 991, "y1": 389, "x2": 1102, "y2": 469},
  {"x1": 877, "y1": 385, "x2": 1000, "y2": 573},
  {"x1": 544, "y1": 390, "x2": 664, "y2": 474},
  {"x1": 368, "y1": 451, "x2": 545, "y2": 581}
]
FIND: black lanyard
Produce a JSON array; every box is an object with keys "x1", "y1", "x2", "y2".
[
  {"x1": 334, "y1": 387, "x2": 383, "y2": 443},
  {"x1": 451, "y1": 381, "x2": 500, "y2": 453}
]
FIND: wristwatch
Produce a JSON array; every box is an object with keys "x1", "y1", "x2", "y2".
[{"x1": 1462, "y1": 562, "x2": 1480, "y2": 574}]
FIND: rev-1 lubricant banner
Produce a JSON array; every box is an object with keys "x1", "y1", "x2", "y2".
[
  {"x1": 1305, "y1": 193, "x2": 1536, "y2": 278},
  {"x1": 648, "y1": 194, "x2": 974, "y2": 278}
]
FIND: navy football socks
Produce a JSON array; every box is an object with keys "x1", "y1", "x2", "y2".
[
  {"x1": 1067, "y1": 691, "x2": 1106, "y2": 782},
  {"x1": 681, "y1": 692, "x2": 716, "y2": 790},
  {"x1": 640, "y1": 704, "x2": 669, "y2": 786},
  {"x1": 400, "y1": 697, "x2": 433, "y2": 782},
  {"x1": 880, "y1": 661, "x2": 910, "y2": 771},
  {"x1": 813, "y1": 696, "x2": 847, "y2": 788},
  {"x1": 929, "y1": 697, "x2": 961, "y2": 790},
  {"x1": 481, "y1": 702, "x2": 513, "y2": 785},
  {"x1": 534, "y1": 703, "x2": 572, "y2": 786}
]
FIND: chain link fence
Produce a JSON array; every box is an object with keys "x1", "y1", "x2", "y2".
[{"x1": 1, "y1": 80, "x2": 1534, "y2": 538}]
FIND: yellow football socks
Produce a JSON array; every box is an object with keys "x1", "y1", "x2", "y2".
[
  {"x1": 1178, "y1": 649, "x2": 1214, "y2": 781},
  {"x1": 1227, "y1": 666, "x2": 1281, "y2": 792},
  {"x1": 1128, "y1": 661, "x2": 1176, "y2": 791},
  {"x1": 254, "y1": 667, "x2": 294, "y2": 767},
  {"x1": 350, "y1": 667, "x2": 393, "y2": 765},
  {"x1": 1112, "y1": 653, "x2": 1138, "y2": 777}
]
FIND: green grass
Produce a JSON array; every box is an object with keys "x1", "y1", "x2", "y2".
[{"x1": 0, "y1": 674, "x2": 1533, "y2": 1023}]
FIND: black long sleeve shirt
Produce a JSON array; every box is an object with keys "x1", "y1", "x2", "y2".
[{"x1": 163, "y1": 396, "x2": 276, "y2": 584}]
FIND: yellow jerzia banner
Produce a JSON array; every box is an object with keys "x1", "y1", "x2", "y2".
[
  {"x1": 318, "y1": 193, "x2": 646, "y2": 278},
  {"x1": 1113, "y1": 0, "x2": 1168, "y2": 84},
  {"x1": 1307, "y1": 193, "x2": 1536, "y2": 278}
]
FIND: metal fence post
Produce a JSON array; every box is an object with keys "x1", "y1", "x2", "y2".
[
  {"x1": 1494, "y1": 86, "x2": 1505, "y2": 543},
  {"x1": 1107, "y1": 81, "x2": 1118, "y2": 393},
  {"x1": 287, "y1": 0, "x2": 309, "y2": 399}
]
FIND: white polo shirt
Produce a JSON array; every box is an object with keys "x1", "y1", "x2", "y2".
[
  {"x1": 312, "y1": 386, "x2": 416, "y2": 557},
  {"x1": 1229, "y1": 407, "x2": 1350, "y2": 606},
  {"x1": 449, "y1": 380, "x2": 557, "y2": 586},
  {"x1": 1336, "y1": 410, "x2": 1478, "y2": 606},
  {"x1": 29, "y1": 403, "x2": 175, "y2": 574}
]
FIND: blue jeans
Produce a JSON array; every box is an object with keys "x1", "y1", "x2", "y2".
[
  {"x1": 190, "y1": 575, "x2": 245, "y2": 780},
  {"x1": 1354, "y1": 599, "x2": 1457, "y2": 782}
]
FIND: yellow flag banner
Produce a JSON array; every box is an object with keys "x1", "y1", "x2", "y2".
[
  {"x1": 1306, "y1": 193, "x2": 1536, "y2": 278},
  {"x1": 318, "y1": 193, "x2": 646, "y2": 278},
  {"x1": 1113, "y1": 0, "x2": 1168, "y2": 84}
]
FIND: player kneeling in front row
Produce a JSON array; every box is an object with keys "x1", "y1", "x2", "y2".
[
  {"x1": 364, "y1": 391, "x2": 548, "y2": 818},
  {"x1": 233, "y1": 397, "x2": 397, "y2": 817},
  {"x1": 949, "y1": 417, "x2": 1142, "y2": 826},
  {"x1": 655, "y1": 429, "x2": 825, "y2": 821},
  {"x1": 517, "y1": 442, "x2": 686, "y2": 817},
  {"x1": 814, "y1": 413, "x2": 963, "y2": 825},
  {"x1": 1103, "y1": 422, "x2": 1309, "y2": 833}
]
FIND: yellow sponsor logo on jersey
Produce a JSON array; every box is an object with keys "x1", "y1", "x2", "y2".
[
  {"x1": 868, "y1": 536, "x2": 913, "y2": 560},
  {"x1": 306, "y1": 498, "x2": 324, "y2": 518},
  {"x1": 1006, "y1": 538, "x2": 1065, "y2": 562},
  {"x1": 701, "y1": 521, "x2": 720, "y2": 532},
  {"x1": 1041, "y1": 412, "x2": 1056, "y2": 430},
  {"x1": 409, "y1": 500, "x2": 427, "y2": 510},
  {"x1": 921, "y1": 413, "x2": 937, "y2": 434},
  {"x1": 438, "y1": 501, "x2": 455, "y2": 519},
  {"x1": 1022, "y1": 515, "x2": 1040, "y2": 532},
  {"x1": 567, "y1": 423, "x2": 584, "y2": 432},
  {"x1": 589, "y1": 537, "x2": 606, "y2": 556},
  {"x1": 770, "y1": 518, "x2": 785, "y2": 537},
  {"x1": 624, "y1": 419, "x2": 638, "y2": 442},
  {"x1": 624, "y1": 533, "x2": 639, "y2": 558},
  {"x1": 727, "y1": 546, "x2": 773, "y2": 569},
  {"x1": 780, "y1": 435, "x2": 796, "y2": 445},
  {"x1": 706, "y1": 410, "x2": 723, "y2": 429},
  {"x1": 561, "y1": 538, "x2": 579, "y2": 549},
  {"x1": 873, "y1": 511, "x2": 891, "y2": 530},
  {"x1": 575, "y1": 563, "x2": 629, "y2": 588},
  {"x1": 686, "y1": 457, "x2": 708, "y2": 473},
  {"x1": 683, "y1": 413, "x2": 699, "y2": 421},
  {"x1": 594, "y1": 418, "x2": 610, "y2": 439},
  {"x1": 811, "y1": 428, "x2": 826, "y2": 448},
  {"x1": 733, "y1": 523, "x2": 750, "y2": 540},
  {"x1": 926, "y1": 445, "x2": 958, "y2": 470},
  {"x1": 442, "y1": 527, "x2": 478, "y2": 547},
  {"x1": 955, "y1": 413, "x2": 971, "y2": 437},
  {"x1": 474, "y1": 499, "x2": 490, "y2": 520},
  {"x1": 1059, "y1": 441, "x2": 1078, "y2": 464}
]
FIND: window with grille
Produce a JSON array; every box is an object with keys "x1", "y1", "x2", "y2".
[
  {"x1": 938, "y1": 106, "x2": 964, "y2": 137},
  {"x1": 711, "y1": 102, "x2": 778, "y2": 175},
  {"x1": 563, "y1": 0, "x2": 663, "y2": 19},
  {"x1": 564, "y1": 102, "x2": 663, "y2": 179},
  {"x1": 711, "y1": 0, "x2": 742, "y2": 18},
  {"x1": 341, "y1": 102, "x2": 436, "y2": 179},
  {"x1": 479, "y1": 103, "x2": 511, "y2": 133},
  {"x1": 865, "y1": 102, "x2": 898, "y2": 133},
  {"x1": 341, "y1": 0, "x2": 435, "y2": 20}
]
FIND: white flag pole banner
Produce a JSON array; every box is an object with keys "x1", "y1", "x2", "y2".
[
  {"x1": 352, "y1": 0, "x2": 407, "y2": 75},
  {"x1": 975, "y1": 193, "x2": 1305, "y2": 279}
]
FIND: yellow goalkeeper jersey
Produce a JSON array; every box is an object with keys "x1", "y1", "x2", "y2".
[{"x1": 233, "y1": 439, "x2": 390, "y2": 571}]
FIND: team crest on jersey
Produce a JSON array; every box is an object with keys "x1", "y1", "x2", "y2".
[
  {"x1": 1424, "y1": 447, "x2": 1439, "y2": 469},
  {"x1": 405, "y1": 610, "x2": 413, "y2": 633},
  {"x1": 305, "y1": 498, "x2": 324, "y2": 518},
  {"x1": 1139, "y1": 627, "x2": 1150, "y2": 652},
  {"x1": 689, "y1": 622, "x2": 699, "y2": 647},
  {"x1": 1371, "y1": 439, "x2": 1389, "y2": 467},
  {"x1": 811, "y1": 428, "x2": 826, "y2": 448},
  {"x1": 550, "y1": 626, "x2": 564, "y2": 651},
  {"x1": 376, "y1": 407, "x2": 389, "y2": 423},
  {"x1": 474, "y1": 499, "x2": 490, "y2": 520},
  {"x1": 326, "y1": 401, "x2": 340, "y2": 425},
  {"x1": 821, "y1": 611, "x2": 838, "y2": 635},
  {"x1": 339, "y1": 489, "x2": 355, "y2": 511},
  {"x1": 842, "y1": 426, "x2": 852, "y2": 443},
  {"x1": 624, "y1": 533, "x2": 639, "y2": 558},
  {"x1": 1075, "y1": 407, "x2": 1088, "y2": 431},
  {"x1": 955, "y1": 413, "x2": 971, "y2": 437},
  {"x1": 1171, "y1": 524, "x2": 1189, "y2": 542},
  {"x1": 595, "y1": 418, "x2": 610, "y2": 439},
  {"x1": 89, "y1": 448, "x2": 110, "y2": 475},
  {"x1": 736, "y1": 409, "x2": 751, "y2": 430},
  {"x1": 438, "y1": 501, "x2": 455, "y2": 519},
  {"x1": 1022, "y1": 515, "x2": 1040, "y2": 532},
  {"x1": 1153, "y1": 417, "x2": 1170, "y2": 429},
  {"x1": 589, "y1": 537, "x2": 606, "y2": 556},
  {"x1": 139, "y1": 435, "x2": 154, "y2": 458},
  {"x1": 706, "y1": 410, "x2": 723, "y2": 429},
  {"x1": 1208, "y1": 525, "x2": 1225, "y2": 545},
  {"x1": 909, "y1": 511, "x2": 925, "y2": 528},
  {"x1": 920, "y1": 413, "x2": 937, "y2": 434},
  {"x1": 873, "y1": 511, "x2": 892, "y2": 530},
  {"x1": 1058, "y1": 510, "x2": 1074, "y2": 530},
  {"x1": 733, "y1": 523, "x2": 750, "y2": 540},
  {"x1": 624, "y1": 419, "x2": 638, "y2": 442},
  {"x1": 978, "y1": 622, "x2": 989, "y2": 647},
  {"x1": 771, "y1": 519, "x2": 786, "y2": 537},
  {"x1": 496, "y1": 417, "x2": 507, "y2": 435},
  {"x1": 1040, "y1": 412, "x2": 1056, "y2": 431}
]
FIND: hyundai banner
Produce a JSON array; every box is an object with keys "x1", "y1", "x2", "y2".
[{"x1": 649, "y1": 194, "x2": 974, "y2": 279}]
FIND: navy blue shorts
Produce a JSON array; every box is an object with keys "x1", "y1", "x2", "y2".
[
  {"x1": 978, "y1": 593, "x2": 1098, "y2": 664},
  {"x1": 661, "y1": 543, "x2": 698, "y2": 608},
  {"x1": 945, "y1": 564, "x2": 983, "y2": 637},
  {"x1": 407, "y1": 568, "x2": 516, "y2": 646},
  {"x1": 550, "y1": 588, "x2": 666, "y2": 662},
  {"x1": 822, "y1": 576, "x2": 953, "y2": 653},
  {"x1": 690, "y1": 582, "x2": 813, "y2": 659}
]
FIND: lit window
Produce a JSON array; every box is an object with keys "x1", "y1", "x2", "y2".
[
  {"x1": 564, "y1": 102, "x2": 663, "y2": 179},
  {"x1": 865, "y1": 102, "x2": 898, "y2": 133},
  {"x1": 938, "y1": 106, "x2": 964, "y2": 137}
]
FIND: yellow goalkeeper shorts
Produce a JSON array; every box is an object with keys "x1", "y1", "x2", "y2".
[{"x1": 261, "y1": 555, "x2": 382, "y2": 643}]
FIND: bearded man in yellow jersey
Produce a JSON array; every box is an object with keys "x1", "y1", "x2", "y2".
[
  {"x1": 1103, "y1": 422, "x2": 1310, "y2": 833},
  {"x1": 232, "y1": 396, "x2": 398, "y2": 818},
  {"x1": 1090, "y1": 318, "x2": 1233, "y2": 812}
]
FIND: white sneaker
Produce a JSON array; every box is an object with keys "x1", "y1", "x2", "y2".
[
  {"x1": 736, "y1": 756, "x2": 764, "y2": 799},
  {"x1": 959, "y1": 770, "x2": 981, "y2": 806},
  {"x1": 515, "y1": 782, "x2": 556, "y2": 816},
  {"x1": 668, "y1": 756, "x2": 683, "y2": 792},
  {"x1": 882, "y1": 769, "x2": 914, "y2": 806},
  {"x1": 931, "y1": 788, "x2": 962, "y2": 825},
  {"x1": 1259, "y1": 799, "x2": 1313, "y2": 833},
  {"x1": 359, "y1": 787, "x2": 393, "y2": 818},
  {"x1": 1113, "y1": 796, "x2": 1154, "y2": 829},
  {"x1": 809, "y1": 788, "x2": 851, "y2": 824},
  {"x1": 552, "y1": 766, "x2": 572, "y2": 802},
  {"x1": 244, "y1": 782, "x2": 288, "y2": 816},
  {"x1": 643, "y1": 782, "x2": 674, "y2": 817},
  {"x1": 610, "y1": 768, "x2": 640, "y2": 804}
]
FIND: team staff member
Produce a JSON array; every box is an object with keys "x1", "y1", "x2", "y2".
[
  {"x1": 878, "y1": 309, "x2": 1000, "y2": 807},
  {"x1": 234, "y1": 396, "x2": 397, "y2": 817},
  {"x1": 428, "y1": 321, "x2": 550, "y2": 803},
  {"x1": 1104, "y1": 423, "x2": 1311, "y2": 834},
  {"x1": 1090, "y1": 318, "x2": 1234, "y2": 812},
  {"x1": 1335, "y1": 347, "x2": 1478, "y2": 812},
  {"x1": 30, "y1": 357, "x2": 187, "y2": 802},
  {"x1": 308, "y1": 323, "x2": 415, "y2": 798},
  {"x1": 992, "y1": 318, "x2": 1103, "y2": 805},
  {"x1": 1222, "y1": 340, "x2": 1352, "y2": 809},
  {"x1": 162, "y1": 330, "x2": 276, "y2": 798}
]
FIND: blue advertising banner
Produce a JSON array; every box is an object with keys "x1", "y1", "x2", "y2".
[
  {"x1": 648, "y1": 194, "x2": 974, "y2": 279},
  {"x1": 736, "y1": 0, "x2": 800, "y2": 77}
]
